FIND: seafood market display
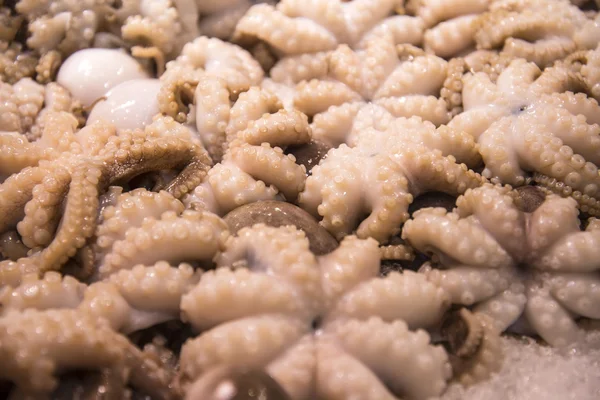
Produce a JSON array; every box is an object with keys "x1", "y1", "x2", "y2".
[{"x1": 0, "y1": 0, "x2": 599, "y2": 399}]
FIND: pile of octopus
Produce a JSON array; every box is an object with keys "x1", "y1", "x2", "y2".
[{"x1": 0, "y1": 0, "x2": 599, "y2": 399}]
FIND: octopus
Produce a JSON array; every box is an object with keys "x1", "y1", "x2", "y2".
[
  {"x1": 0, "y1": 6, "x2": 62, "y2": 85},
  {"x1": 158, "y1": 36, "x2": 265, "y2": 156},
  {"x1": 182, "y1": 92, "x2": 312, "y2": 215},
  {"x1": 197, "y1": 0, "x2": 275, "y2": 41},
  {"x1": 0, "y1": 78, "x2": 80, "y2": 140},
  {"x1": 447, "y1": 57, "x2": 600, "y2": 215},
  {"x1": 9, "y1": 0, "x2": 197, "y2": 63},
  {"x1": 179, "y1": 223, "x2": 501, "y2": 399},
  {"x1": 566, "y1": 45, "x2": 600, "y2": 101},
  {"x1": 0, "y1": 112, "x2": 211, "y2": 287},
  {"x1": 267, "y1": 35, "x2": 453, "y2": 138},
  {"x1": 299, "y1": 107, "x2": 485, "y2": 242},
  {"x1": 408, "y1": 0, "x2": 493, "y2": 58},
  {"x1": 473, "y1": 0, "x2": 600, "y2": 67},
  {"x1": 233, "y1": 0, "x2": 424, "y2": 57},
  {"x1": 0, "y1": 0, "x2": 599, "y2": 397},
  {"x1": 91, "y1": 188, "x2": 229, "y2": 280},
  {"x1": 0, "y1": 308, "x2": 177, "y2": 399},
  {"x1": 402, "y1": 184, "x2": 600, "y2": 347}
]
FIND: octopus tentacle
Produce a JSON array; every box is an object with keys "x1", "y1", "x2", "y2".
[
  {"x1": 472, "y1": 283, "x2": 527, "y2": 332},
  {"x1": 404, "y1": 184, "x2": 600, "y2": 346},
  {"x1": 539, "y1": 91, "x2": 600, "y2": 126},
  {"x1": 181, "y1": 267, "x2": 309, "y2": 331},
  {"x1": 0, "y1": 166, "x2": 47, "y2": 233},
  {"x1": 167, "y1": 36, "x2": 263, "y2": 93},
  {"x1": 214, "y1": 224, "x2": 322, "y2": 314},
  {"x1": 325, "y1": 270, "x2": 450, "y2": 329},
  {"x1": 185, "y1": 107, "x2": 311, "y2": 215},
  {"x1": 81, "y1": 262, "x2": 201, "y2": 333},
  {"x1": 266, "y1": 335, "x2": 316, "y2": 400},
  {"x1": 0, "y1": 272, "x2": 85, "y2": 315},
  {"x1": 0, "y1": 309, "x2": 175, "y2": 399},
  {"x1": 323, "y1": 317, "x2": 452, "y2": 400},
  {"x1": 17, "y1": 164, "x2": 71, "y2": 249},
  {"x1": 419, "y1": 262, "x2": 517, "y2": 306},
  {"x1": 403, "y1": 209, "x2": 513, "y2": 268},
  {"x1": 93, "y1": 189, "x2": 185, "y2": 268},
  {"x1": 318, "y1": 234, "x2": 380, "y2": 307},
  {"x1": 97, "y1": 210, "x2": 228, "y2": 279},
  {"x1": 549, "y1": 271, "x2": 600, "y2": 319},
  {"x1": 1, "y1": 261, "x2": 200, "y2": 335},
  {"x1": 315, "y1": 337, "x2": 397, "y2": 400},
  {"x1": 525, "y1": 275, "x2": 584, "y2": 347},
  {"x1": 179, "y1": 315, "x2": 309, "y2": 390},
  {"x1": 424, "y1": 15, "x2": 479, "y2": 58},
  {"x1": 300, "y1": 147, "x2": 412, "y2": 242},
  {"x1": 0, "y1": 133, "x2": 54, "y2": 177}
]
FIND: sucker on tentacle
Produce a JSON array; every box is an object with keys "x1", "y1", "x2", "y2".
[{"x1": 403, "y1": 184, "x2": 600, "y2": 347}]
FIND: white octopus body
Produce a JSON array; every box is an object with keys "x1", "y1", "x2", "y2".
[
  {"x1": 179, "y1": 224, "x2": 453, "y2": 400},
  {"x1": 233, "y1": 0, "x2": 424, "y2": 56},
  {"x1": 448, "y1": 58, "x2": 600, "y2": 212},
  {"x1": 416, "y1": 0, "x2": 492, "y2": 58},
  {"x1": 282, "y1": 39, "x2": 453, "y2": 140},
  {"x1": 402, "y1": 184, "x2": 600, "y2": 347},
  {"x1": 299, "y1": 109, "x2": 484, "y2": 242}
]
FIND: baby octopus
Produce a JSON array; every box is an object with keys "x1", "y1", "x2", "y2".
[
  {"x1": 408, "y1": 0, "x2": 493, "y2": 58},
  {"x1": 474, "y1": 0, "x2": 600, "y2": 67},
  {"x1": 0, "y1": 308, "x2": 177, "y2": 399},
  {"x1": 447, "y1": 57, "x2": 600, "y2": 215},
  {"x1": 268, "y1": 35, "x2": 453, "y2": 137},
  {"x1": 183, "y1": 91, "x2": 312, "y2": 216},
  {"x1": 0, "y1": 78, "x2": 80, "y2": 140},
  {"x1": 233, "y1": 0, "x2": 423, "y2": 57},
  {"x1": 0, "y1": 112, "x2": 211, "y2": 287},
  {"x1": 402, "y1": 184, "x2": 600, "y2": 347},
  {"x1": 179, "y1": 223, "x2": 501, "y2": 399},
  {"x1": 299, "y1": 106, "x2": 485, "y2": 243}
]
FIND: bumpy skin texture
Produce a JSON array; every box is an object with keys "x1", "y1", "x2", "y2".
[
  {"x1": 12, "y1": 0, "x2": 197, "y2": 61},
  {"x1": 0, "y1": 112, "x2": 211, "y2": 287},
  {"x1": 180, "y1": 224, "x2": 453, "y2": 400},
  {"x1": 576, "y1": 46, "x2": 600, "y2": 101},
  {"x1": 0, "y1": 79, "x2": 78, "y2": 138},
  {"x1": 474, "y1": 0, "x2": 599, "y2": 67},
  {"x1": 1, "y1": 261, "x2": 202, "y2": 334},
  {"x1": 233, "y1": 0, "x2": 424, "y2": 56},
  {"x1": 299, "y1": 108, "x2": 485, "y2": 242},
  {"x1": 448, "y1": 58, "x2": 600, "y2": 215},
  {"x1": 402, "y1": 184, "x2": 600, "y2": 347},
  {"x1": 409, "y1": 0, "x2": 492, "y2": 58},
  {"x1": 183, "y1": 101, "x2": 312, "y2": 215},
  {"x1": 94, "y1": 207, "x2": 229, "y2": 280},
  {"x1": 159, "y1": 36, "x2": 264, "y2": 121},
  {"x1": 0, "y1": 308, "x2": 176, "y2": 399},
  {"x1": 269, "y1": 37, "x2": 452, "y2": 139}
]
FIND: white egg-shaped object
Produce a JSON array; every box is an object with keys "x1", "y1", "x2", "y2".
[
  {"x1": 57, "y1": 48, "x2": 149, "y2": 108},
  {"x1": 87, "y1": 79, "x2": 161, "y2": 131}
]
